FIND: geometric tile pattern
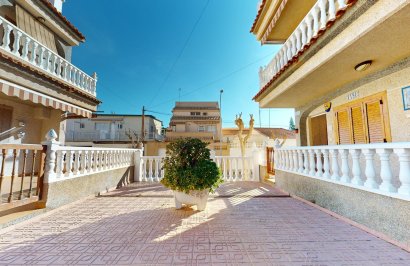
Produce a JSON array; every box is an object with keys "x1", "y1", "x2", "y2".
[{"x1": 0, "y1": 182, "x2": 409, "y2": 265}]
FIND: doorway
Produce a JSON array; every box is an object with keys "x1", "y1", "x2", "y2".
[{"x1": 310, "y1": 114, "x2": 328, "y2": 146}]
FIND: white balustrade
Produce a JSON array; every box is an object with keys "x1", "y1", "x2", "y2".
[
  {"x1": 215, "y1": 156, "x2": 256, "y2": 181},
  {"x1": 0, "y1": 17, "x2": 97, "y2": 96},
  {"x1": 258, "y1": 0, "x2": 349, "y2": 90},
  {"x1": 43, "y1": 143, "x2": 138, "y2": 183},
  {"x1": 274, "y1": 143, "x2": 410, "y2": 200}
]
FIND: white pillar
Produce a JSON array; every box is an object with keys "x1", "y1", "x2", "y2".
[
  {"x1": 350, "y1": 149, "x2": 363, "y2": 186},
  {"x1": 377, "y1": 148, "x2": 397, "y2": 193},
  {"x1": 330, "y1": 149, "x2": 340, "y2": 180},
  {"x1": 340, "y1": 149, "x2": 350, "y2": 183},
  {"x1": 42, "y1": 129, "x2": 60, "y2": 183},
  {"x1": 395, "y1": 148, "x2": 410, "y2": 196},
  {"x1": 363, "y1": 149, "x2": 378, "y2": 189}
]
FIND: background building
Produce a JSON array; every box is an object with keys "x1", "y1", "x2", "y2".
[
  {"x1": 167, "y1": 102, "x2": 222, "y2": 143},
  {"x1": 65, "y1": 114, "x2": 163, "y2": 147},
  {"x1": 0, "y1": 0, "x2": 99, "y2": 145}
]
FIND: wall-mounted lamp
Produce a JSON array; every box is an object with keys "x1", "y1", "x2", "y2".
[
  {"x1": 18, "y1": 121, "x2": 25, "y2": 127},
  {"x1": 354, "y1": 60, "x2": 372, "y2": 72},
  {"x1": 37, "y1": 16, "x2": 46, "y2": 23}
]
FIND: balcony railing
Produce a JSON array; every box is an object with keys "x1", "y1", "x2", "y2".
[
  {"x1": 259, "y1": 0, "x2": 349, "y2": 90},
  {"x1": 0, "y1": 17, "x2": 97, "y2": 97},
  {"x1": 66, "y1": 130, "x2": 161, "y2": 142},
  {"x1": 274, "y1": 143, "x2": 410, "y2": 200},
  {"x1": 165, "y1": 131, "x2": 217, "y2": 141}
]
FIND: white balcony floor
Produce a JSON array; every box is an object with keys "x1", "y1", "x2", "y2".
[{"x1": 0, "y1": 182, "x2": 409, "y2": 265}]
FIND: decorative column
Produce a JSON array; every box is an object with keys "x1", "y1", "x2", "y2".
[
  {"x1": 340, "y1": 149, "x2": 350, "y2": 183},
  {"x1": 315, "y1": 149, "x2": 323, "y2": 177},
  {"x1": 350, "y1": 149, "x2": 363, "y2": 186},
  {"x1": 395, "y1": 148, "x2": 410, "y2": 196},
  {"x1": 330, "y1": 149, "x2": 340, "y2": 180},
  {"x1": 322, "y1": 149, "x2": 330, "y2": 179},
  {"x1": 376, "y1": 148, "x2": 397, "y2": 193},
  {"x1": 42, "y1": 129, "x2": 60, "y2": 183},
  {"x1": 362, "y1": 149, "x2": 378, "y2": 189}
]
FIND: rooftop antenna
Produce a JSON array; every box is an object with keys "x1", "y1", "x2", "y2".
[{"x1": 178, "y1": 88, "x2": 181, "y2": 101}]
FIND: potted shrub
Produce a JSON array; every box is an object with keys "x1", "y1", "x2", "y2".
[{"x1": 161, "y1": 138, "x2": 222, "y2": 211}]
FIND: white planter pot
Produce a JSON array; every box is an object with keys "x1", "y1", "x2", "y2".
[{"x1": 174, "y1": 189, "x2": 209, "y2": 211}]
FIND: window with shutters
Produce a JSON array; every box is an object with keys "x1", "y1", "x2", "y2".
[
  {"x1": 334, "y1": 92, "x2": 391, "y2": 144},
  {"x1": 16, "y1": 5, "x2": 58, "y2": 54},
  {"x1": 0, "y1": 105, "x2": 13, "y2": 134}
]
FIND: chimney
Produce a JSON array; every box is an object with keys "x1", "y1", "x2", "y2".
[{"x1": 48, "y1": 0, "x2": 65, "y2": 13}]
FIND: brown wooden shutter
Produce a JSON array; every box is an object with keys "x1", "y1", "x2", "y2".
[
  {"x1": 16, "y1": 5, "x2": 58, "y2": 53},
  {"x1": 336, "y1": 109, "x2": 351, "y2": 144},
  {"x1": 365, "y1": 100, "x2": 385, "y2": 143},
  {"x1": 351, "y1": 105, "x2": 366, "y2": 144}
]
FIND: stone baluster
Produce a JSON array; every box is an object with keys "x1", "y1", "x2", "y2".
[
  {"x1": 291, "y1": 35, "x2": 297, "y2": 57},
  {"x1": 303, "y1": 150, "x2": 309, "y2": 174},
  {"x1": 337, "y1": 0, "x2": 347, "y2": 10},
  {"x1": 2, "y1": 23, "x2": 12, "y2": 51},
  {"x1": 301, "y1": 21, "x2": 307, "y2": 47},
  {"x1": 297, "y1": 150, "x2": 304, "y2": 173},
  {"x1": 315, "y1": 149, "x2": 323, "y2": 177},
  {"x1": 88, "y1": 151, "x2": 95, "y2": 173},
  {"x1": 296, "y1": 28, "x2": 302, "y2": 51},
  {"x1": 73, "y1": 150, "x2": 80, "y2": 175},
  {"x1": 312, "y1": 6, "x2": 320, "y2": 37},
  {"x1": 292, "y1": 150, "x2": 298, "y2": 172},
  {"x1": 66, "y1": 150, "x2": 74, "y2": 177},
  {"x1": 155, "y1": 158, "x2": 160, "y2": 182},
  {"x1": 288, "y1": 150, "x2": 293, "y2": 171},
  {"x1": 350, "y1": 149, "x2": 363, "y2": 186},
  {"x1": 93, "y1": 151, "x2": 98, "y2": 172},
  {"x1": 308, "y1": 149, "x2": 316, "y2": 176},
  {"x1": 21, "y1": 36, "x2": 31, "y2": 60},
  {"x1": 43, "y1": 50, "x2": 51, "y2": 71},
  {"x1": 328, "y1": 0, "x2": 336, "y2": 21},
  {"x1": 148, "y1": 158, "x2": 153, "y2": 182},
  {"x1": 322, "y1": 149, "x2": 330, "y2": 179},
  {"x1": 306, "y1": 15, "x2": 313, "y2": 43},
  {"x1": 330, "y1": 149, "x2": 340, "y2": 180},
  {"x1": 319, "y1": 0, "x2": 327, "y2": 29},
  {"x1": 395, "y1": 148, "x2": 410, "y2": 196},
  {"x1": 30, "y1": 41, "x2": 39, "y2": 64},
  {"x1": 377, "y1": 148, "x2": 397, "y2": 193},
  {"x1": 363, "y1": 149, "x2": 378, "y2": 189},
  {"x1": 340, "y1": 149, "x2": 350, "y2": 183},
  {"x1": 55, "y1": 150, "x2": 64, "y2": 178},
  {"x1": 56, "y1": 58, "x2": 62, "y2": 76}
]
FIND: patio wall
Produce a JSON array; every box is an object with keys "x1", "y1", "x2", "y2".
[
  {"x1": 275, "y1": 170, "x2": 410, "y2": 247},
  {"x1": 43, "y1": 166, "x2": 134, "y2": 209}
]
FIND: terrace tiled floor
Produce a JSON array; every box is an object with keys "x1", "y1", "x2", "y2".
[{"x1": 0, "y1": 182, "x2": 409, "y2": 265}]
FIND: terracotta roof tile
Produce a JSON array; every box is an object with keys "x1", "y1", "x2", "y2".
[
  {"x1": 39, "y1": 0, "x2": 85, "y2": 41},
  {"x1": 250, "y1": 0, "x2": 267, "y2": 33}
]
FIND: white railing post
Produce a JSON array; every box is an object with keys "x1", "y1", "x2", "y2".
[
  {"x1": 363, "y1": 149, "x2": 378, "y2": 189},
  {"x1": 134, "y1": 149, "x2": 142, "y2": 182},
  {"x1": 330, "y1": 149, "x2": 340, "y2": 180},
  {"x1": 297, "y1": 150, "x2": 304, "y2": 173},
  {"x1": 42, "y1": 129, "x2": 60, "y2": 183},
  {"x1": 340, "y1": 149, "x2": 350, "y2": 183},
  {"x1": 395, "y1": 148, "x2": 410, "y2": 196},
  {"x1": 377, "y1": 148, "x2": 397, "y2": 193},
  {"x1": 308, "y1": 149, "x2": 316, "y2": 176},
  {"x1": 315, "y1": 149, "x2": 323, "y2": 177},
  {"x1": 322, "y1": 149, "x2": 330, "y2": 179},
  {"x1": 303, "y1": 150, "x2": 309, "y2": 175},
  {"x1": 350, "y1": 149, "x2": 363, "y2": 186}
]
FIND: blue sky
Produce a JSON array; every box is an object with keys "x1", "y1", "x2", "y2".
[{"x1": 64, "y1": 0, "x2": 294, "y2": 128}]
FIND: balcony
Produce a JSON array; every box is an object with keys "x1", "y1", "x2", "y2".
[
  {"x1": 0, "y1": 16, "x2": 97, "y2": 97},
  {"x1": 165, "y1": 131, "x2": 217, "y2": 141},
  {"x1": 66, "y1": 130, "x2": 161, "y2": 142},
  {"x1": 257, "y1": 0, "x2": 351, "y2": 92}
]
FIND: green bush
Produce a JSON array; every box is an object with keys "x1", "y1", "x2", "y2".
[{"x1": 160, "y1": 138, "x2": 223, "y2": 193}]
